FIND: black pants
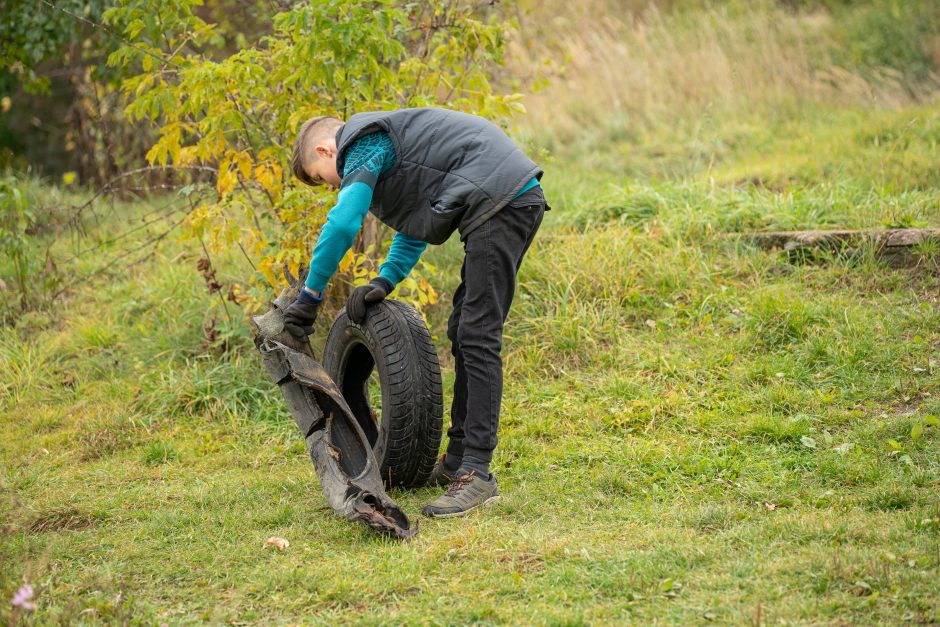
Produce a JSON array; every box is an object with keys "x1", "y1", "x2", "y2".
[{"x1": 445, "y1": 186, "x2": 547, "y2": 465}]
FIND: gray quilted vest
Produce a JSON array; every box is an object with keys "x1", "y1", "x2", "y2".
[{"x1": 335, "y1": 108, "x2": 542, "y2": 245}]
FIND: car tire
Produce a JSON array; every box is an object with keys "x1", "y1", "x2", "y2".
[{"x1": 322, "y1": 299, "x2": 443, "y2": 488}]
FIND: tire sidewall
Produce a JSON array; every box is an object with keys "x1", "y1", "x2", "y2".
[{"x1": 322, "y1": 300, "x2": 441, "y2": 487}]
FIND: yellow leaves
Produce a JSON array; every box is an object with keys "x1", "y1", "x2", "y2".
[
  {"x1": 257, "y1": 256, "x2": 278, "y2": 288},
  {"x1": 216, "y1": 150, "x2": 250, "y2": 197},
  {"x1": 254, "y1": 161, "x2": 283, "y2": 198},
  {"x1": 177, "y1": 146, "x2": 197, "y2": 167},
  {"x1": 247, "y1": 227, "x2": 268, "y2": 258},
  {"x1": 418, "y1": 276, "x2": 438, "y2": 305},
  {"x1": 146, "y1": 141, "x2": 167, "y2": 167},
  {"x1": 182, "y1": 204, "x2": 211, "y2": 239},
  {"x1": 392, "y1": 271, "x2": 438, "y2": 313},
  {"x1": 198, "y1": 132, "x2": 227, "y2": 163},
  {"x1": 181, "y1": 202, "x2": 241, "y2": 254},
  {"x1": 336, "y1": 251, "x2": 373, "y2": 282},
  {"x1": 145, "y1": 123, "x2": 183, "y2": 166},
  {"x1": 235, "y1": 151, "x2": 252, "y2": 180},
  {"x1": 285, "y1": 259, "x2": 304, "y2": 286},
  {"x1": 217, "y1": 150, "x2": 281, "y2": 200},
  {"x1": 286, "y1": 109, "x2": 314, "y2": 131},
  {"x1": 338, "y1": 249, "x2": 355, "y2": 273},
  {"x1": 257, "y1": 247, "x2": 308, "y2": 289},
  {"x1": 216, "y1": 155, "x2": 238, "y2": 197}
]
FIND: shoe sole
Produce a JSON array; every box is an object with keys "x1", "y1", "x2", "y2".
[{"x1": 424, "y1": 495, "x2": 501, "y2": 519}]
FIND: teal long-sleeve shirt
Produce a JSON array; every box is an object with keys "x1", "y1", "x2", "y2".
[{"x1": 305, "y1": 130, "x2": 539, "y2": 293}]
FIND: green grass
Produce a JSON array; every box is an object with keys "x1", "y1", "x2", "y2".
[
  {"x1": 3, "y1": 100, "x2": 940, "y2": 623},
  {"x1": 541, "y1": 104, "x2": 940, "y2": 232}
]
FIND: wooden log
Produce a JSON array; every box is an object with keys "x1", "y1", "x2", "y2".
[{"x1": 744, "y1": 228, "x2": 940, "y2": 267}]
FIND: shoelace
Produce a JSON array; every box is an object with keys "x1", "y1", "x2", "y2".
[{"x1": 444, "y1": 471, "x2": 476, "y2": 497}]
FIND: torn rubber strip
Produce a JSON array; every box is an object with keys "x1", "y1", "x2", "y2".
[{"x1": 251, "y1": 277, "x2": 416, "y2": 540}]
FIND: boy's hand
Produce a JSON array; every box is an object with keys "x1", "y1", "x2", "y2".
[
  {"x1": 346, "y1": 277, "x2": 393, "y2": 324},
  {"x1": 283, "y1": 289, "x2": 322, "y2": 341}
]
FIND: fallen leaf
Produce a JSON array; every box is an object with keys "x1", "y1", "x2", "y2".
[
  {"x1": 832, "y1": 442, "x2": 855, "y2": 455},
  {"x1": 263, "y1": 536, "x2": 289, "y2": 551},
  {"x1": 852, "y1": 580, "x2": 873, "y2": 596}
]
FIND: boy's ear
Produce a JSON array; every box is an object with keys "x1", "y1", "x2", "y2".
[{"x1": 314, "y1": 143, "x2": 335, "y2": 158}]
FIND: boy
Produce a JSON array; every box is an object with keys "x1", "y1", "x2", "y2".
[{"x1": 284, "y1": 108, "x2": 547, "y2": 518}]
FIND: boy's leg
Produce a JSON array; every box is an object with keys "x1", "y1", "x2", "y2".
[
  {"x1": 451, "y1": 198, "x2": 545, "y2": 475},
  {"x1": 422, "y1": 197, "x2": 545, "y2": 517},
  {"x1": 421, "y1": 195, "x2": 546, "y2": 517},
  {"x1": 443, "y1": 267, "x2": 468, "y2": 470}
]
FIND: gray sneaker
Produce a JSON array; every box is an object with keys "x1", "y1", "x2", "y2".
[
  {"x1": 426, "y1": 454, "x2": 457, "y2": 487},
  {"x1": 421, "y1": 470, "x2": 500, "y2": 518}
]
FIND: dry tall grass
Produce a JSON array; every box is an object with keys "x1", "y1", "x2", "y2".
[{"x1": 508, "y1": 0, "x2": 933, "y2": 143}]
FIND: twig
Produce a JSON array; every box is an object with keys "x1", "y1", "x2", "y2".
[
  {"x1": 52, "y1": 208, "x2": 193, "y2": 300},
  {"x1": 200, "y1": 237, "x2": 233, "y2": 325},
  {"x1": 237, "y1": 242, "x2": 257, "y2": 271},
  {"x1": 59, "y1": 194, "x2": 203, "y2": 265},
  {"x1": 69, "y1": 165, "x2": 217, "y2": 218}
]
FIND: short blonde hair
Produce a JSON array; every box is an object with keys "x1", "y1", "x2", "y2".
[{"x1": 290, "y1": 115, "x2": 344, "y2": 186}]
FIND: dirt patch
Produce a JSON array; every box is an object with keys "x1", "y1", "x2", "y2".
[
  {"x1": 496, "y1": 550, "x2": 546, "y2": 574},
  {"x1": 78, "y1": 418, "x2": 141, "y2": 461},
  {"x1": 29, "y1": 507, "x2": 104, "y2": 533}
]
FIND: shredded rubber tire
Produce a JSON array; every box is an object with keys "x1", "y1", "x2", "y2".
[
  {"x1": 322, "y1": 300, "x2": 443, "y2": 488},
  {"x1": 251, "y1": 273, "x2": 418, "y2": 540}
]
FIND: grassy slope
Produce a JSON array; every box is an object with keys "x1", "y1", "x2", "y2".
[
  {"x1": 3, "y1": 0, "x2": 940, "y2": 611},
  {"x1": 3, "y1": 100, "x2": 939, "y2": 624}
]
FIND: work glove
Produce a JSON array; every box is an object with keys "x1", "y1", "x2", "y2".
[
  {"x1": 346, "y1": 277, "x2": 393, "y2": 324},
  {"x1": 282, "y1": 289, "x2": 322, "y2": 341}
]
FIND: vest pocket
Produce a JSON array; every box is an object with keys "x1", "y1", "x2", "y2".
[
  {"x1": 429, "y1": 198, "x2": 469, "y2": 216},
  {"x1": 420, "y1": 198, "x2": 465, "y2": 244}
]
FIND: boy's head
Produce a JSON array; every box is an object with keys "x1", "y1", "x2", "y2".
[{"x1": 290, "y1": 115, "x2": 344, "y2": 189}]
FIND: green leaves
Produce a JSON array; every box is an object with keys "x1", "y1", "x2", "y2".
[
  {"x1": 910, "y1": 415, "x2": 937, "y2": 444},
  {"x1": 0, "y1": 177, "x2": 33, "y2": 308}
]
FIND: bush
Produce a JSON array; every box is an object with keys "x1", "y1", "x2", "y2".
[
  {"x1": 104, "y1": 0, "x2": 527, "y2": 317},
  {"x1": 834, "y1": 0, "x2": 940, "y2": 89}
]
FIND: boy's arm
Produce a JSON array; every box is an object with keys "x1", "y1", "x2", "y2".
[
  {"x1": 304, "y1": 132, "x2": 394, "y2": 294},
  {"x1": 303, "y1": 182, "x2": 373, "y2": 294},
  {"x1": 378, "y1": 231, "x2": 428, "y2": 288}
]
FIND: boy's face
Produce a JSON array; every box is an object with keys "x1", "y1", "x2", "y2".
[{"x1": 304, "y1": 139, "x2": 341, "y2": 190}]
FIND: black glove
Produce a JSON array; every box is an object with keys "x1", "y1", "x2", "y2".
[
  {"x1": 282, "y1": 289, "x2": 322, "y2": 341},
  {"x1": 346, "y1": 277, "x2": 393, "y2": 324}
]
